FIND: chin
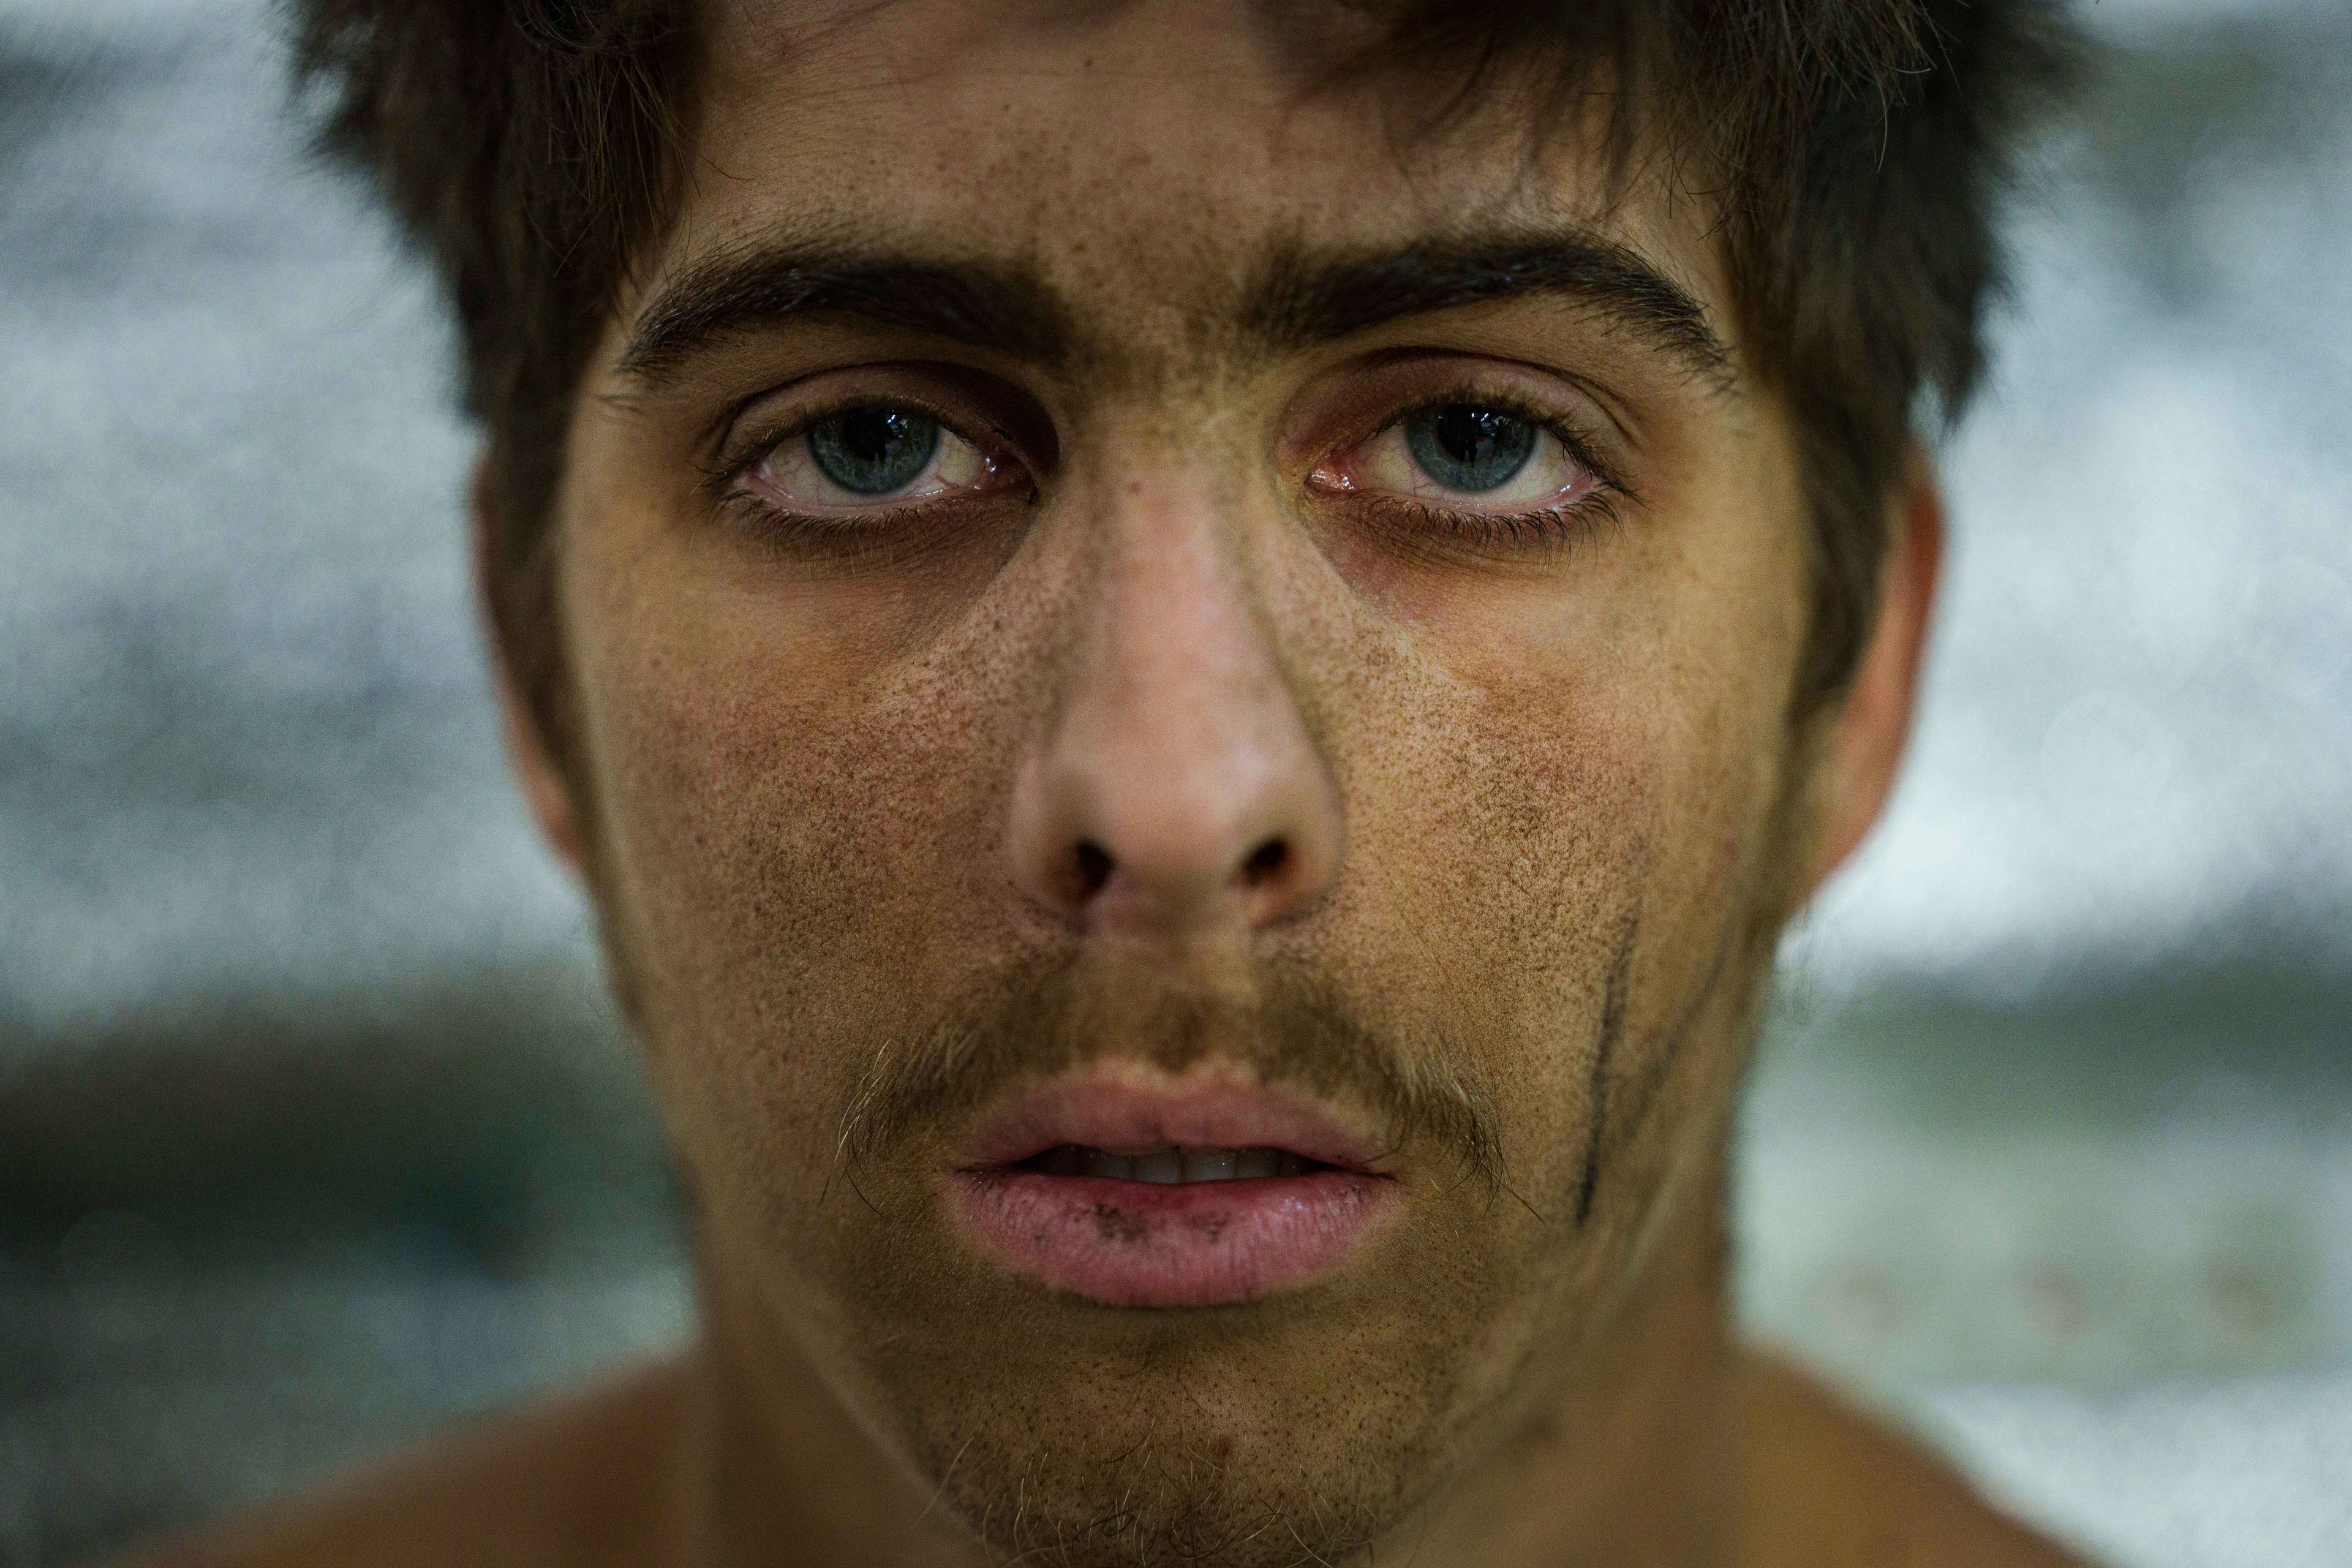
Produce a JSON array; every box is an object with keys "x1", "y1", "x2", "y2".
[
  {"x1": 911, "y1": 1386, "x2": 1441, "y2": 1567},
  {"x1": 820, "y1": 1239, "x2": 1505, "y2": 1567}
]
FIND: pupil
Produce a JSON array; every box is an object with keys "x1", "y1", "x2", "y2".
[
  {"x1": 809, "y1": 407, "x2": 940, "y2": 496},
  {"x1": 841, "y1": 410, "x2": 897, "y2": 463},
  {"x1": 1406, "y1": 404, "x2": 1536, "y2": 494}
]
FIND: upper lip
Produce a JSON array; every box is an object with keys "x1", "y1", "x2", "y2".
[{"x1": 956, "y1": 1068, "x2": 1389, "y2": 1174}]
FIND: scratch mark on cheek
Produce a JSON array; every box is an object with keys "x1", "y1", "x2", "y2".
[
  {"x1": 1615, "y1": 913, "x2": 1739, "y2": 1145},
  {"x1": 1575, "y1": 901, "x2": 1642, "y2": 1228}
]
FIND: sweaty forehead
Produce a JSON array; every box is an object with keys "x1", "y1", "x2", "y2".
[{"x1": 669, "y1": 0, "x2": 1725, "y2": 345}]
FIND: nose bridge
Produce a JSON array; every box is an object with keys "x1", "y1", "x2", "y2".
[
  {"x1": 1006, "y1": 456, "x2": 1343, "y2": 937},
  {"x1": 1087, "y1": 471, "x2": 1275, "y2": 756}
]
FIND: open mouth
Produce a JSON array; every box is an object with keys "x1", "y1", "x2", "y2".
[
  {"x1": 948, "y1": 1075, "x2": 1400, "y2": 1308},
  {"x1": 1018, "y1": 1144, "x2": 1333, "y2": 1182}
]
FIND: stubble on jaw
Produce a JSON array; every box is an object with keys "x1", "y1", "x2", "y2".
[
  {"x1": 674, "y1": 759, "x2": 1820, "y2": 1568},
  {"x1": 566, "y1": 540, "x2": 1830, "y2": 1568},
  {"x1": 569, "y1": 548, "x2": 1834, "y2": 1568}
]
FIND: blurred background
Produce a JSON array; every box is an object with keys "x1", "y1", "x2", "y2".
[{"x1": 1, "y1": 0, "x2": 2346, "y2": 1561}]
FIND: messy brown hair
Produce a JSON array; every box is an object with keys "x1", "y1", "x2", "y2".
[{"x1": 292, "y1": 0, "x2": 2070, "y2": 753}]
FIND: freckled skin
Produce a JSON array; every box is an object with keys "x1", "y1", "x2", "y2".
[{"x1": 130, "y1": 4, "x2": 2087, "y2": 1568}]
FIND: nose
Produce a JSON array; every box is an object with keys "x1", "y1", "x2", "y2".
[{"x1": 1005, "y1": 480, "x2": 1343, "y2": 940}]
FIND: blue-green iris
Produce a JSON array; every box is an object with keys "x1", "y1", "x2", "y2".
[
  {"x1": 1404, "y1": 404, "x2": 1537, "y2": 493},
  {"x1": 808, "y1": 408, "x2": 940, "y2": 496}
]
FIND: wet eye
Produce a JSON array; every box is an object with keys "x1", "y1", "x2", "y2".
[
  {"x1": 1403, "y1": 404, "x2": 1537, "y2": 493},
  {"x1": 1314, "y1": 398, "x2": 1607, "y2": 516},
  {"x1": 807, "y1": 407, "x2": 940, "y2": 496},
  {"x1": 736, "y1": 401, "x2": 1023, "y2": 516}
]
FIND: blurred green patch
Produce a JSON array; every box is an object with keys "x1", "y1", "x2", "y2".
[{"x1": 0, "y1": 964, "x2": 679, "y2": 1270}]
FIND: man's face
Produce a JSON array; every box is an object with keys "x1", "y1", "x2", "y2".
[{"x1": 546, "y1": 1, "x2": 1824, "y2": 1559}]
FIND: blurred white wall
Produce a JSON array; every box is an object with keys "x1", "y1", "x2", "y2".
[{"x1": 1806, "y1": 0, "x2": 2352, "y2": 997}]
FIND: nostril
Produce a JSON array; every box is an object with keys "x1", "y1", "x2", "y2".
[
  {"x1": 1238, "y1": 837, "x2": 1289, "y2": 888},
  {"x1": 1072, "y1": 839, "x2": 1114, "y2": 899}
]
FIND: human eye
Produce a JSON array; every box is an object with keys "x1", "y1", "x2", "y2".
[
  {"x1": 1305, "y1": 390, "x2": 1629, "y2": 552},
  {"x1": 733, "y1": 402, "x2": 1027, "y2": 520}
]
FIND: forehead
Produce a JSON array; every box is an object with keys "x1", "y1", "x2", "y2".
[{"x1": 671, "y1": 0, "x2": 1726, "y2": 337}]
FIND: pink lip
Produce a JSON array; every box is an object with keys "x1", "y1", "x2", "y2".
[{"x1": 949, "y1": 1074, "x2": 1400, "y2": 1308}]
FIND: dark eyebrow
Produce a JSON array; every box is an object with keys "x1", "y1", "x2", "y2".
[
  {"x1": 1246, "y1": 235, "x2": 1732, "y2": 385},
  {"x1": 618, "y1": 244, "x2": 1073, "y2": 385},
  {"x1": 619, "y1": 232, "x2": 1729, "y2": 391}
]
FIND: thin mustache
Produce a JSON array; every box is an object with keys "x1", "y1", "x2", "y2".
[{"x1": 834, "y1": 947, "x2": 1509, "y2": 1195}]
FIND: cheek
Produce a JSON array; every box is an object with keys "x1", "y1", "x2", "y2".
[
  {"x1": 1319, "y1": 642, "x2": 1656, "y2": 1185},
  {"x1": 1304, "y1": 522, "x2": 1804, "y2": 1212},
  {"x1": 560, "y1": 540, "x2": 1059, "y2": 1211}
]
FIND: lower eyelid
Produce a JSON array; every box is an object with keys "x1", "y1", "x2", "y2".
[
  {"x1": 1365, "y1": 491, "x2": 1624, "y2": 554},
  {"x1": 734, "y1": 445, "x2": 1030, "y2": 523}
]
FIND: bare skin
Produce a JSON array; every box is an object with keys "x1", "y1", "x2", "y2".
[
  {"x1": 132, "y1": 1349, "x2": 2082, "y2": 1568},
  {"x1": 129, "y1": 2, "x2": 2087, "y2": 1564}
]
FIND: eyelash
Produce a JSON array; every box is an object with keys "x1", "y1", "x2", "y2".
[
  {"x1": 703, "y1": 397, "x2": 1028, "y2": 552},
  {"x1": 702, "y1": 385, "x2": 1635, "y2": 558},
  {"x1": 1358, "y1": 492, "x2": 1630, "y2": 560},
  {"x1": 1342, "y1": 388, "x2": 1636, "y2": 556}
]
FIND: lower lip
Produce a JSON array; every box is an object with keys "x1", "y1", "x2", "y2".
[{"x1": 951, "y1": 1167, "x2": 1397, "y2": 1308}]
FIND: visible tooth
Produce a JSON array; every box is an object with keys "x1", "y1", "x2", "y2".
[
  {"x1": 1079, "y1": 1148, "x2": 1133, "y2": 1180},
  {"x1": 1181, "y1": 1147, "x2": 1238, "y2": 1182},
  {"x1": 1133, "y1": 1147, "x2": 1183, "y2": 1184},
  {"x1": 1234, "y1": 1147, "x2": 1278, "y2": 1180},
  {"x1": 1038, "y1": 1145, "x2": 1081, "y2": 1177},
  {"x1": 1276, "y1": 1151, "x2": 1310, "y2": 1178}
]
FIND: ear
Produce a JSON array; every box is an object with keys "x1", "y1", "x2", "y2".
[
  {"x1": 471, "y1": 454, "x2": 592, "y2": 883},
  {"x1": 1799, "y1": 443, "x2": 1945, "y2": 897}
]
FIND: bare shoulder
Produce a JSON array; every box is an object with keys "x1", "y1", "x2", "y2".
[
  {"x1": 111, "y1": 1357, "x2": 690, "y2": 1568},
  {"x1": 1741, "y1": 1350, "x2": 2092, "y2": 1568}
]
